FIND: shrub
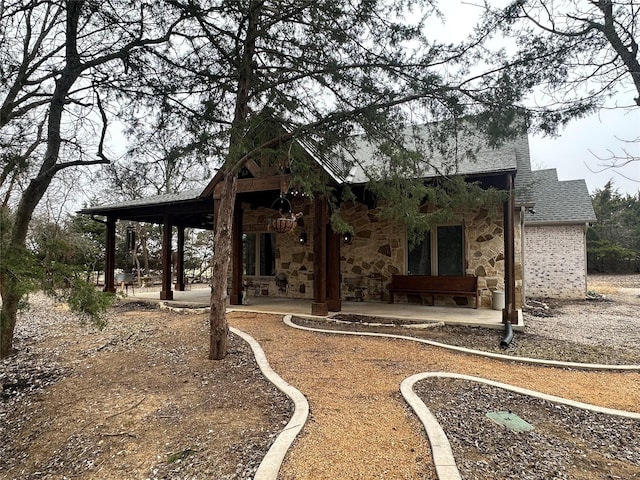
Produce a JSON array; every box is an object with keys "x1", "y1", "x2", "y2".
[{"x1": 65, "y1": 279, "x2": 114, "y2": 329}]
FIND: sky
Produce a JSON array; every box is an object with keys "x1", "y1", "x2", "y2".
[
  {"x1": 529, "y1": 107, "x2": 640, "y2": 196},
  {"x1": 432, "y1": 1, "x2": 640, "y2": 197}
]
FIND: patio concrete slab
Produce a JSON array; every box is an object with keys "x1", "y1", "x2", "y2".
[{"x1": 127, "y1": 285, "x2": 523, "y2": 330}]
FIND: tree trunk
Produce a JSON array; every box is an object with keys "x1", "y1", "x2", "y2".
[
  {"x1": 0, "y1": 2, "x2": 86, "y2": 359},
  {"x1": 135, "y1": 254, "x2": 142, "y2": 287},
  {"x1": 0, "y1": 259, "x2": 23, "y2": 357},
  {"x1": 141, "y1": 227, "x2": 150, "y2": 276},
  {"x1": 208, "y1": 0, "x2": 261, "y2": 360},
  {"x1": 0, "y1": 289, "x2": 18, "y2": 357},
  {"x1": 209, "y1": 172, "x2": 237, "y2": 360}
]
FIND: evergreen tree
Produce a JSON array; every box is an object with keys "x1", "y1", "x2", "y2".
[
  {"x1": 134, "y1": 0, "x2": 531, "y2": 359},
  {"x1": 588, "y1": 180, "x2": 640, "y2": 272}
]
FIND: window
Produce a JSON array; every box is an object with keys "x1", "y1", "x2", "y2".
[
  {"x1": 243, "y1": 233, "x2": 276, "y2": 276},
  {"x1": 408, "y1": 225, "x2": 464, "y2": 276}
]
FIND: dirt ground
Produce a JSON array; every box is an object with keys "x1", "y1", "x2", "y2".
[
  {"x1": 1, "y1": 274, "x2": 638, "y2": 479},
  {"x1": 0, "y1": 302, "x2": 291, "y2": 479}
]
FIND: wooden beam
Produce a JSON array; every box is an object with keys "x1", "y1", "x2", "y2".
[
  {"x1": 104, "y1": 216, "x2": 117, "y2": 293},
  {"x1": 213, "y1": 175, "x2": 293, "y2": 198},
  {"x1": 229, "y1": 201, "x2": 243, "y2": 305},
  {"x1": 245, "y1": 158, "x2": 262, "y2": 177},
  {"x1": 160, "y1": 214, "x2": 173, "y2": 300},
  {"x1": 312, "y1": 194, "x2": 329, "y2": 316},
  {"x1": 175, "y1": 226, "x2": 185, "y2": 291},
  {"x1": 503, "y1": 174, "x2": 518, "y2": 324}
]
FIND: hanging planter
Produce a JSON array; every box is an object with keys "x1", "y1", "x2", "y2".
[
  {"x1": 269, "y1": 194, "x2": 302, "y2": 234},
  {"x1": 270, "y1": 213, "x2": 302, "y2": 233}
]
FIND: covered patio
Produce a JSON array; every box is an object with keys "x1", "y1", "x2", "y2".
[
  {"x1": 81, "y1": 128, "x2": 526, "y2": 326},
  {"x1": 125, "y1": 284, "x2": 522, "y2": 329}
]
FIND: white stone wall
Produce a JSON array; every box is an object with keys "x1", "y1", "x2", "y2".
[{"x1": 524, "y1": 224, "x2": 587, "y2": 298}]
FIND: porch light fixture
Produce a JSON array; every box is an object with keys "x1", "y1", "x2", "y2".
[
  {"x1": 343, "y1": 231, "x2": 352, "y2": 245},
  {"x1": 298, "y1": 231, "x2": 307, "y2": 245}
]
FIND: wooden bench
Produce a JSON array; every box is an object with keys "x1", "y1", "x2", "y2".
[{"x1": 387, "y1": 274, "x2": 479, "y2": 308}]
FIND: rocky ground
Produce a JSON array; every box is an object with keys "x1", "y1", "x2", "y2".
[
  {"x1": 414, "y1": 377, "x2": 640, "y2": 480},
  {"x1": 307, "y1": 274, "x2": 640, "y2": 366},
  {"x1": 0, "y1": 297, "x2": 291, "y2": 479},
  {"x1": 1, "y1": 274, "x2": 638, "y2": 479}
]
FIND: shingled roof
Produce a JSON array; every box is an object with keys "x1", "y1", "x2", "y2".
[
  {"x1": 78, "y1": 188, "x2": 214, "y2": 229},
  {"x1": 343, "y1": 125, "x2": 525, "y2": 185},
  {"x1": 84, "y1": 189, "x2": 203, "y2": 211},
  {"x1": 524, "y1": 169, "x2": 596, "y2": 224},
  {"x1": 80, "y1": 122, "x2": 595, "y2": 229}
]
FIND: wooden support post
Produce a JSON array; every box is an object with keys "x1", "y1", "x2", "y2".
[
  {"x1": 175, "y1": 225, "x2": 186, "y2": 291},
  {"x1": 229, "y1": 200, "x2": 243, "y2": 305},
  {"x1": 312, "y1": 195, "x2": 328, "y2": 316},
  {"x1": 327, "y1": 226, "x2": 342, "y2": 312},
  {"x1": 160, "y1": 214, "x2": 173, "y2": 300},
  {"x1": 503, "y1": 173, "x2": 518, "y2": 324},
  {"x1": 104, "y1": 216, "x2": 116, "y2": 293}
]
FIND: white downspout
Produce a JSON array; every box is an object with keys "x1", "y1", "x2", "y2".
[{"x1": 583, "y1": 222, "x2": 589, "y2": 295}]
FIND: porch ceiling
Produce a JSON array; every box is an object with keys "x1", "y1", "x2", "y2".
[{"x1": 79, "y1": 188, "x2": 294, "y2": 230}]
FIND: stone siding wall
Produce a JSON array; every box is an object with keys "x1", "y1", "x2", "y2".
[
  {"x1": 464, "y1": 208, "x2": 505, "y2": 308},
  {"x1": 524, "y1": 224, "x2": 587, "y2": 298},
  {"x1": 240, "y1": 199, "x2": 524, "y2": 308},
  {"x1": 339, "y1": 202, "x2": 405, "y2": 302},
  {"x1": 241, "y1": 201, "x2": 314, "y2": 298}
]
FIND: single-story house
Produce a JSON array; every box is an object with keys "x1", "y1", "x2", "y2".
[{"x1": 81, "y1": 125, "x2": 595, "y2": 322}]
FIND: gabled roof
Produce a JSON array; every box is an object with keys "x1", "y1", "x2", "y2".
[
  {"x1": 200, "y1": 126, "x2": 343, "y2": 199},
  {"x1": 512, "y1": 136, "x2": 536, "y2": 206},
  {"x1": 343, "y1": 125, "x2": 526, "y2": 185},
  {"x1": 524, "y1": 169, "x2": 596, "y2": 224},
  {"x1": 80, "y1": 120, "x2": 596, "y2": 228}
]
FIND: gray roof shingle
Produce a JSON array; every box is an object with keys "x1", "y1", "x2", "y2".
[
  {"x1": 343, "y1": 125, "x2": 524, "y2": 184},
  {"x1": 525, "y1": 169, "x2": 596, "y2": 224},
  {"x1": 80, "y1": 188, "x2": 203, "y2": 213},
  {"x1": 80, "y1": 125, "x2": 595, "y2": 227}
]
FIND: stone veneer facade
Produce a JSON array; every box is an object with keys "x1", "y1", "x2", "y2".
[
  {"x1": 240, "y1": 198, "x2": 524, "y2": 309},
  {"x1": 524, "y1": 224, "x2": 588, "y2": 298}
]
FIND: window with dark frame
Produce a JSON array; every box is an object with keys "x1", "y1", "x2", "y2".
[
  {"x1": 259, "y1": 232, "x2": 276, "y2": 276},
  {"x1": 243, "y1": 232, "x2": 276, "y2": 276},
  {"x1": 408, "y1": 225, "x2": 464, "y2": 276}
]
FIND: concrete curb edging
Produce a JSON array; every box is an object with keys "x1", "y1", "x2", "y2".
[
  {"x1": 400, "y1": 375, "x2": 462, "y2": 480},
  {"x1": 408, "y1": 372, "x2": 640, "y2": 419},
  {"x1": 401, "y1": 372, "x2": 640, "y2": 480},
  {"x1": 283, "y1": 316, "x2": 640, "y2": 371},
  {"x1": 281, "y1": 316, "x2": 640, "y2": 479},
  {"x1": 230, "y1": 325, "x2": 309, "y2": 480},
  {"x1": 159, "y1": 302, "x2": 209, "y2": 314}
]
